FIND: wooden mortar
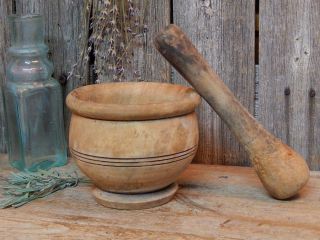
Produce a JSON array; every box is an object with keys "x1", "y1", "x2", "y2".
[
  {"x1": 67, "y1": 82, "x2": 200, "y2": 209},
  {"x1": 154, "y1": 24, "x2": 309, "y2": 200}
]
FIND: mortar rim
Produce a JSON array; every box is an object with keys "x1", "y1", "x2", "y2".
[{"x1": 66, "y1": 82, "x2": 201, "y2": 121}]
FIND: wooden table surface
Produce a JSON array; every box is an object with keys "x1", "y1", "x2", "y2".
[{"x1": 1, "y1": 156, "x2": 320, "y2": 240}]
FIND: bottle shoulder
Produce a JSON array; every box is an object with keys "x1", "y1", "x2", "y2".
[
  {"x1": 6, "y1": 55, "x2": 54, "y2": 82},
  {"x1": 4, "y1": 78, "x2": 61, "y2": 94}
]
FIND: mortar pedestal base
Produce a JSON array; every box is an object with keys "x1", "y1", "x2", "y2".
[{"x1": 92, "y1": 183, "x2": 178, "y2": 210}]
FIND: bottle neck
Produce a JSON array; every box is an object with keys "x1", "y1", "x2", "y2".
[
  {"x1": 6, "y1": 14, "x2": 54, "y2": 82},
  {"x1": 8, "y1": 45, "x2": 48, "y2": 57},
  {"x1": 8, "y1": 14, "x2": 48, "y2": 57}
]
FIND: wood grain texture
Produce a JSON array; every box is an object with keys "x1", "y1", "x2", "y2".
[
  {"x1": 1, "y1": 156, "x2": 320, "y2": 239},
  {"x1": 0, "y1": 0, "x2": 12, "y2": 153},
  {"x1": 15, "y1": 0, "x2": 89, "y2": 135},
  {"x1": 93, "y1": 0, "x2": 171, "y2": 82},
  {"x1": 172, "y1": 0, "x2": 255, "y2": 165},
  {"x1": 259, "y1": 0, "x2": 320, "y2": 170}
]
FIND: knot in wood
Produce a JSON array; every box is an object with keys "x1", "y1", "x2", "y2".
[
  {"x1": 284, "y1": 87, "x2": 291, "y2": 96},
  {"x1": 309, "y1": 88, "x2": 316, "y2": 98}
]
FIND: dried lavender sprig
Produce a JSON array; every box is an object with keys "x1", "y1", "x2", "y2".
[
  {"x1": 69, "y1": 0, "x2": 149, "y2": 83},
  {"x1": 0, "y1": 169, "x2": 91, "y2": 209}
]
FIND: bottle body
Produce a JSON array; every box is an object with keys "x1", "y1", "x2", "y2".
[
  {"x1": 4, "y1": 78, "x2": 67, "y2": 171},
  {"x1": 4, "y1": 14, "x2": 67, "y2": 171}
]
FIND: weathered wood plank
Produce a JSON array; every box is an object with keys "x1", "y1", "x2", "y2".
[
  {"x1": 259, "y1": 0, "x2": 320, "y2": 170},
  {"x1": 172, "y1": 0, "x2": 255, "y2": 165},
  {"x1": 15, "y1": 0, "x2": 89, "y2": 136},
  {"x1": 0, "y1": 0, "x2": 13, "y2": 153},
  {"x1": 1, "y1": 156, "x2": 320, "y2": 240},
  {"x1": 93, "y1": 0, "x2": 171, "y2": 83},
  {"x1": 308, "y1": 1, "x2": 320, "y2": 171}
]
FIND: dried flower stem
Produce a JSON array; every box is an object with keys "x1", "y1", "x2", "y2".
[{"x1": 69, "y1": 0, "x2": 149, "y2": 83}]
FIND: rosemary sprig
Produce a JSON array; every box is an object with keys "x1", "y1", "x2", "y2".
[{"x1": 0, "y1": 169, "x2": 91, "y2": 209}]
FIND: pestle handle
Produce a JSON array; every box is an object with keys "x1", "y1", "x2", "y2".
[{"x1": 154, "y1": 24, "x2": 309, "y2": 199}]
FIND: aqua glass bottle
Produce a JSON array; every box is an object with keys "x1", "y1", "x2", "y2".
[{"x1": 3, "y1": 14, "x2": 67, "y2": 171}]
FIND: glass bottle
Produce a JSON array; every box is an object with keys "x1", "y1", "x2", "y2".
[{"x1": 3, "y1": 14, "x2": 67, "y2": 171}]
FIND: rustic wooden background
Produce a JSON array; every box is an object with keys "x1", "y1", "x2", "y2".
[{"x1": 0, "y1": 0, "x2": 319, "y2": 170}]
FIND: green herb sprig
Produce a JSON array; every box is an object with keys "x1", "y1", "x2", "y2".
[{"x1": 0, "y1": 170, "x2": 91, "y2": 209}]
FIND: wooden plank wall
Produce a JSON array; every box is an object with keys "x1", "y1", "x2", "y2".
[
  {"x1": 259, "y1": 0, "x2": 320, "y2": 170},
  {"x1": 0, "y1": 0, "x2": 319, "y2": 169},
  {"x1": 173, "y1": 0, "x2": 255, "y2": 165}
]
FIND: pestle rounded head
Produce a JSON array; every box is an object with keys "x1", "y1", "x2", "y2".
[{"x1": 248, "y1": 138, "x2": 310, "y2": 200}]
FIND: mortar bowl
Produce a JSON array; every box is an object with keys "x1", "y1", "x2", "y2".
[{"x1": 66, "y1": 82, "x2": 200, "y2": 209}]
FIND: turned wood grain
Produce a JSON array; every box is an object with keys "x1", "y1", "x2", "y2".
[
  {"x1": 66, "y1": 82, "x2": 200, "y2": 208},
  {"x1": 66, "y1": 82, "x2": 201, "y2": 120},
  {"x1": 172, "y1": 0, "x2": 255, "y2": 166},
  {"x1": 259, "y1": 0, "x2": 320, "y2": 170},
  {"x1": 0, "y1": 156, "x2": 320, "y2": 240}
]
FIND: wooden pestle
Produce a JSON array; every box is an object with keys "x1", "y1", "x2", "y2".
[{"x1": 154, "y1": 24, "x2": 309, "y2": 199}]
